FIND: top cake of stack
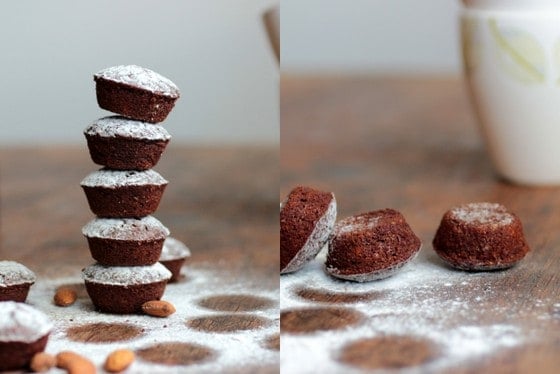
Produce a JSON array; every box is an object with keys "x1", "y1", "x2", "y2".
[{"x1": 94, "y1": 65, "x2": 181, "y2": 123}]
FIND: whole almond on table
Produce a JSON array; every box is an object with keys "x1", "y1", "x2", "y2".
[
  {"x1": 141, "y1": 300, "x2": 176, "y2": 317},
  {"x1": 104, "y1": 349, "x2": 135, "y2": 373},
  {"x1": 30, "y1": 352, "x2": 56, "y2": 372},
  {"x1": 54, "y1": 287, "x2": 77, "y2": 307},
  {"x1": 56, "y1": 351, "x2": 96, "y2": 374}
]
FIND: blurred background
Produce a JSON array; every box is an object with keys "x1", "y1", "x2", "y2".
[
  {"x1": 282, "y1": 0, "x2": 461, "y2": 74},
  {"x1": 0, "y1": 0, "x2": 278, "y2": 146}
]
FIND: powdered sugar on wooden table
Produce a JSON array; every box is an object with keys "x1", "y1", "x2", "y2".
[
  {"x1": 94, "y1": 65, "x2": 180, "y2": 98},
  {"x1": 85, "y1": 116, "x2": 171, "y2": 141},
  {"x1": 26, "y1": 265, "x2": 278, "y2": 373},
  {"x1": 281, "y1": 247, "x2": 550, "y2": 373}
]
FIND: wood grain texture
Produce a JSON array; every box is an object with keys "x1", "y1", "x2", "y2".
[
  {"x1": 0, "y1": 144, "x2": 278, "y2": 288},
  {"x1": 0, "y1": 144, "x2": 278, "y2": 372},
  {"x1": 281, "y1": 76, "x2": 560, "y2": 372}
]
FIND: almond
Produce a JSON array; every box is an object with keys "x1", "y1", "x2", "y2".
[
  {"x1": 104, "y1": 349, "x2": 135, "y2": 373},
  {"x1": 56, "y1": 351, "x2": 96, "y2": 374},
  {"x1": 141, "y1": 300, "x2": 176, "y2": 317},
  {"x1": 30, "y1": 352, "x2": 56, "y2": 372},
  {"x1": 54, "y1": 287, "x2": 77, "y2": 307}
]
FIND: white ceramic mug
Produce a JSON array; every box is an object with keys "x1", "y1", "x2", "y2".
[{"x1": 461, "y1": 0, "x2": 560, "y2": 185}]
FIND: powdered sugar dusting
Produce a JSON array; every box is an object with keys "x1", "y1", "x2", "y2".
[
  {"x1": 281, "y1": 248, "x2": 537, "y2": 373},
  {"x1": 335, "y1": 214, "x2": 380, "y2": 235},
  {"x1": 94, "y1": 65, "x2": 180, "y2": 98},
  {"x1": 282, "y1": 195, "x2": 336, "y2": 273},
  {"x1": 0, "y1": 301, "x2": 52, "y2": 343},
  {"x1": 0, "y1": 261, "x2": 36, "y2": 287},
  {"x1": 451, "y1": 202, "x2": 514, "y2": 225},
  {"x1": 85, "y1": 116, "x2": 171, "y2": 141},
  {"x1": 82, "y1": 216, "x2": 170, "y2": 241},
  {"x1": 25, "y1": 266, "x2": 278, "y2": 372},
  {"x1": 160, "y1": 237, "x2": 191, "y2": 261},
  {"x1": 82, "y1": 262, "x2": 171, "y2": 286},
  {"x1": 80, "y1": 169, "x2": 168, "y2": 188}
]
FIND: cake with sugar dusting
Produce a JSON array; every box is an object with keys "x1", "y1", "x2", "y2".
[
  {"x1": 159, "y1": 237, "x2": 192, "y2": 282},
  {"x1": 82, "y1": 216, "x2": 170, "y2": 266},
  {"x1": 81, "y1": 168, "x2": 168, "y2": 218},
  {"x1": 83, "y1": 262, "x2": 172, "y2": 314},
  {"x1": 432, "y1": 202, "x2": 530, "y2": 271},
  {"x1": 0, "y1": 301, "x2": 52, "y2": 371},
  {"x1": 0, "y1": 261, "x2": 36, "y2": 302},
  {"x1": 84, "y1": 116, "x2": 171, "y2": 170},
  {"x1": 94, "y1": 65, "x2": 180, "y2": 123},
  {"x1": 325, "y1": 209, "x2": 422, "y2": 282},
  {"x1": 280, "y1": 186, "x2": 337, "y2": 274}
]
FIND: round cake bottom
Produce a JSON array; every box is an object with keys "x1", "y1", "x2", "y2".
[
  {"x1": 87, "y1": 237, "x2": 165, "y2": 266},
  {"x1": 86, "y1": 135, "x2": 169, "y2": 170},
  {"x1": 0, "y1": 282, "x2": 33, "y2": 302},
  {"x1": 0, "y1": 334, "x2": 49, "y2": 371},
  {"x1": 82, "y1": 184, "x2": 166, "y2": 218},
  {"x1": 85, "y1": 280, "x2": 167, "y2": 314}
]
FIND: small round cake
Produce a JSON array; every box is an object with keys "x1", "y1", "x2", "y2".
[
  {"x1": 0, "y1": 261, "x2": 36, "y2": 302},
  {"x1": 84, "y1": 116, "x2": 171, "y2": 170},
  {"x1": 159, "y1": 237, "x2": 192, "y2": 282},
  {"x1": 0, "y1": 301, "x2": 52, "y2": 371},
  {"x1": 83, "y1": 262, "x2": 172, "y2": 314},
  {"x1": 432, "y1": 202, "x2": 530, "y2": 270},
  {"x1": 81, "y1": 169, "x2": 168, "y2": 218},
  {"x1": 325, "y1": 209, "x2": 422, "y2": 282},
  {"x1": 94, "y1": 65, "x2": 180, "y2": 123},
  {"x1": 82, "y1": 216, "x2": 170, "y2": 266},
  {"x1": 280, "y1": 186, "x2": 337, "y2": 274}
]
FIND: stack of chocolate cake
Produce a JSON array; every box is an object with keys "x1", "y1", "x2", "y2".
[{"x1": 80, "y1": 65, "x2": 181, "y2": 314}]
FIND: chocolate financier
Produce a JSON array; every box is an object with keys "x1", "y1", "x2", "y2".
[
  {"x1": 280, "y1": 186, "x2": 337, "y2": 274},
  {"x1": 432, "y1": 202, "x2": 530, "y2": 270}
]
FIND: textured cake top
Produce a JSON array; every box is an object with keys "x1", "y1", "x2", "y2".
[
  {"x1": 82, "y1": 216, "x2": 170, "y2": 241},
  {"x1": 82, "y1": 262, "x2": 172, "y2": 286},
  {"x1": 450, "y1": 202, "x2": 514, "y2": 225},
  {"x1": 0, "y1": 301, "x2": 53, "y2": 343},
  {"x1": 84, "y1": 116, "x2": 171, "y2": 141},
  {"x1": 335, "y1": 212, "x2": 381, "y2": 235},
  {"x1": 94, "y1": 65, "x2": 180, "y2": 98},
  {"x1": 0, "y1": 261, "x2": 36, "y2": 287},
  {"x1": 160, "y1": 237, "x2": 191, "y2": 261},
  {"x1": 81, "y1": 169, "x2": 168, "y2": 188}
]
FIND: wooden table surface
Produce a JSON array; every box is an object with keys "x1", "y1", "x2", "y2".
[
  {"x1": 280, "y1": 76, "x2": 560, "y2": 373},
  {"x1": 0, "y1": 144, "x2": 279, "y2": 372}
]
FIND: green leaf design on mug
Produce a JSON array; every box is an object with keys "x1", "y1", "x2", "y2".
[
  {"x1": 489, "y1": 18, "x2": 545, "y2": 84},
  {"x1": 554, "y1": 39, "x2": 560, "y2": 85}
]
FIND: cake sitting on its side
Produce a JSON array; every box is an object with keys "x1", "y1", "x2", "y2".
[
  {"x1": 94, "y1": 65, "x2": 180, "y2": 123},
  {"x1": 159, "y1": 237, "x2": 191, "y2": 282},
  {"x1": 432, "y1": 202, "x2": 530, "y2": 271},
  {"x1": 280, "y1": 186, "x2": 337, "y2": 274},
  {"x1": 325, "y1": 209, "x2": 422, "y2": 282},
  {"x1": 0, "y1": 301, "x2": 52, "y2": 371},
  {"x1": 84, "y1": 116, "x2": 171, "y2": 170},
  {"x1": 0, "y1": 261, "x2": 36, "y2": 302},
  {"x1": 82, "y1": 216, "x2": 170, "y2": 266},
  {"x1": 81, "y1": 169, "x2": 168, "y2": 218},
  {"x1": 83, "y1": 262, "x2": 172, "y2": 314}
]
